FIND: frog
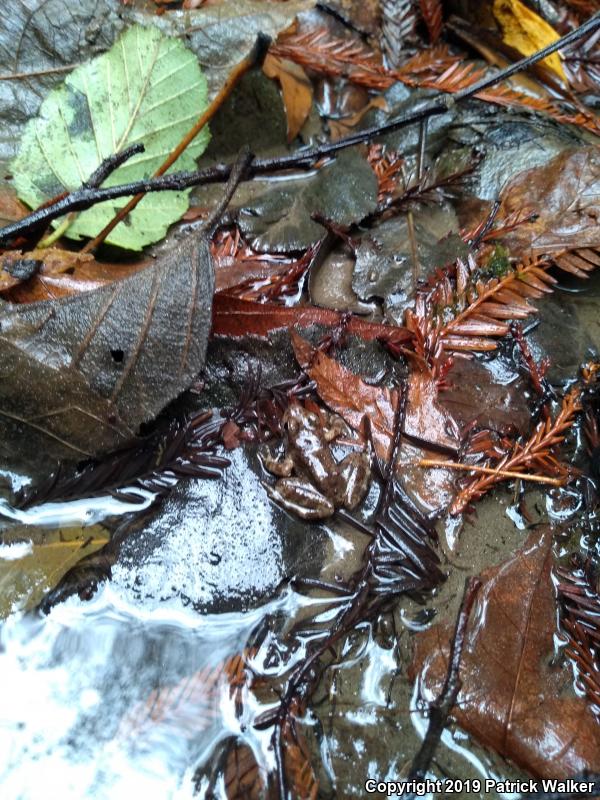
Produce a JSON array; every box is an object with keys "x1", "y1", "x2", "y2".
[{"x1": 261, "y1": 401, "x2": 371, "y2": 520}]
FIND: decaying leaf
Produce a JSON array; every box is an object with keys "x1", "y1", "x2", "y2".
[
  {"x1": 498, "y1": 147, "x2": 600, "y2": 254},
  {"x1": 0, "y1": 526, "x2": 109, "y2": 618},
  {"x1": 0, "y1": 231, "x2": 213, "y2": 471},
  {"x1": 493, "y1": 0, "x2": 567, "y2": 81},
  {"x1": 410, "y1": 526, "x2": 600, "y2": 777},
  {"x1": 12, "y1": 25, "x2": 210, "y2": 250},
  {"x1": 263, "y1": 54, "x2": 313, "y2": 142},
  {"x1": 212, "y1": 294, "x2": 408, "y2": 342}
]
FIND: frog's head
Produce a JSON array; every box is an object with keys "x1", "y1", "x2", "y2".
[{"x1": 283, "y1": 401, "x2": 319, "y2": 440}]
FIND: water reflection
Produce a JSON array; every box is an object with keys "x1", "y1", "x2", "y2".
[{"x1": 0, "y1": 585, "x2": 293, "y2": 800}]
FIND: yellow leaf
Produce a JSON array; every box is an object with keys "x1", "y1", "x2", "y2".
[
  {"x1": 0, "y1": 526, "x2": 109, "y2": 617},
  {"x1": 493, "y1": 0, "x2": 567, "y2": 82}
]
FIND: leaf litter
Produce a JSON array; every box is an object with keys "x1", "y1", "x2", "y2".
[{"x1": 2, "y1": 1, "x2": 600, "y2": 798}]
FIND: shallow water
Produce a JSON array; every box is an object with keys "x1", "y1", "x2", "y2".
[{"x1": 2, "y1": 273, "x2": 600, "y2": 800}]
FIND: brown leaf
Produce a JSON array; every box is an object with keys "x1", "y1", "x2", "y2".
[
  {"x1": 410, "y1": 527, "x2": 600, "y2": 777},
  {"x1": 291, "y1": 330, "x2": 399, "y2": 460},
  {"x1": 212, "y1": 294, "x2": 411, "y2": 343},
  {"x1": 263, "y1": 53, "x2": 313, "y2": 141},
  {"x1": 0, "y1": 233, "x2": 213, "y2": 471},
  {"x1": 290, "y1": 333, "x2": 459, "y2": 511},
  {"x1": 0, "y1": 247, "x2": 149, "y2": 302},
  {"x1": 499, "y1": 148, "x2": 600, "y2": 254}
]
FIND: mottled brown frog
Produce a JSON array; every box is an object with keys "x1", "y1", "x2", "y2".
[{"x1": 262, "y1": 401, "x2": 371, "y2": 520}]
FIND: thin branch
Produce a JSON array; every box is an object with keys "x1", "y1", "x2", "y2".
[
  {"x1": 2, "y1": 14, "x2": 598, "y2": 247},
  {"x1": 406, "y1": 577, "x2": 481, "y2": 788},
  {"x1": 0, "y1": 64, "x2": 78, "y2": 81}
]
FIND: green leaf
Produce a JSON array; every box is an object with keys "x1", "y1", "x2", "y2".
[
  {"x1": 0, "y1": 527, "x2": 109, "y2": 618},
  {"x1": 11, "y1": 24, "x2": 210, "y2": 250}
]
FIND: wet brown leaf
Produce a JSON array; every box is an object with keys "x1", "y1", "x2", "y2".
[
  {"x1": 410, "y1": 526, "x2": 600, "y2": 777},
  {"x1": 212, "y1": 294, "x2": 410, "y2": 342},
  {"x1": 263, "y1": 53, "x2": 313, "y2": 141},
  {"x1": 499, "y1": 148, "x2": 600, "y2": 254},
  {"x1": 0, "y1": 233, "x2": 213, "y2": 469}
]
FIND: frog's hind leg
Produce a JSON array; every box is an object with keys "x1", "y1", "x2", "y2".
[
  {"x1": 263, "y1": 478, "x2": 335, "y2": 520},
  {"x1": 338, "y1": 451, "x2": 371, "y2": 510}
]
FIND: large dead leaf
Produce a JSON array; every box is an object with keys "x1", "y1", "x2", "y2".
[
  {"x1": 212, "y1": 294, "x2": 409, "y2": 341},
  {"x1": 499, "y1": 147, "x2": 600, "y2": 254},
  {"x1": 410, "y1": 527, "x2": 600, "y2": 777},
  {"x1": 0, "y1": 234, "x2": 213, "y2": 471}
]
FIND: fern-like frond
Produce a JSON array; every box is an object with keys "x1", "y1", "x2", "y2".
[
  {"x1": 272, "y1": 28, "x2": 600, "y2": 134},
  {"x1": 381, "y1": 0, "x2": 419, "y2": 67},
  {"x1": 419, "y1": 0, "x2": 443, "y2": 43},
  {"x1": 556, "y1": 561, "x2": 600, "y2": 714},
  {"x1": 282, "y1": 717, "x2": 319, "y2": 800},
  {"x1": 271, "y1": 28, "x2": 393, "y2": 90},
  {"x1": 399, "y1": 55, "x2": 600, "y2": 136},
  {"x1": 223, "y1": 740, "x2": 268, "y2": 800},
  {"x1": 409, "y1": 246, "x2": 600, "y2": 363},
  {"x1": 449, "y1": 388, "x2": 581, "y2": 514},
  {"x1": 118, "y1": 650, "x2": 255, "y2": 741}
]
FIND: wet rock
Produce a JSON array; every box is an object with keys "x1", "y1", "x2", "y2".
[
  {"x1": 111, "y1": 448, "x2": 330, "y2": 614},
  {"x1": 309, "y1": 248, "x2": 378, "y2": 315}
]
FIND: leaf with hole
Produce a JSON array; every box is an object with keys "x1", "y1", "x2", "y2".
[
  {"x1": 11, "y1": 24, "x2": 210, "y2": 250},
  {"x1": 0, "y1": 232, "x2": 214, "y2": 478}
]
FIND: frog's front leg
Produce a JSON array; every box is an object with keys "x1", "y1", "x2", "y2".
[
  {"x1": 264, "y1": 478, "x2": 335, "y2": 520},
  {"x1": 337, "y1": 451, "x2": 371, "y2": 510},
  {"x1": 260, "y1": 448, "x2": 294, "y2": 477}
]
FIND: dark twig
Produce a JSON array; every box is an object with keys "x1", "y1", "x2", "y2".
[
  {"x1": 2, "y1": 14, "x2": 599, "y2": 247},
  {"x1": 83, "y1": 144, "x2": 145, "y2": 189},
  {"x1": 406, "y1": 577, "x2": 482, "y2": 788}
]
